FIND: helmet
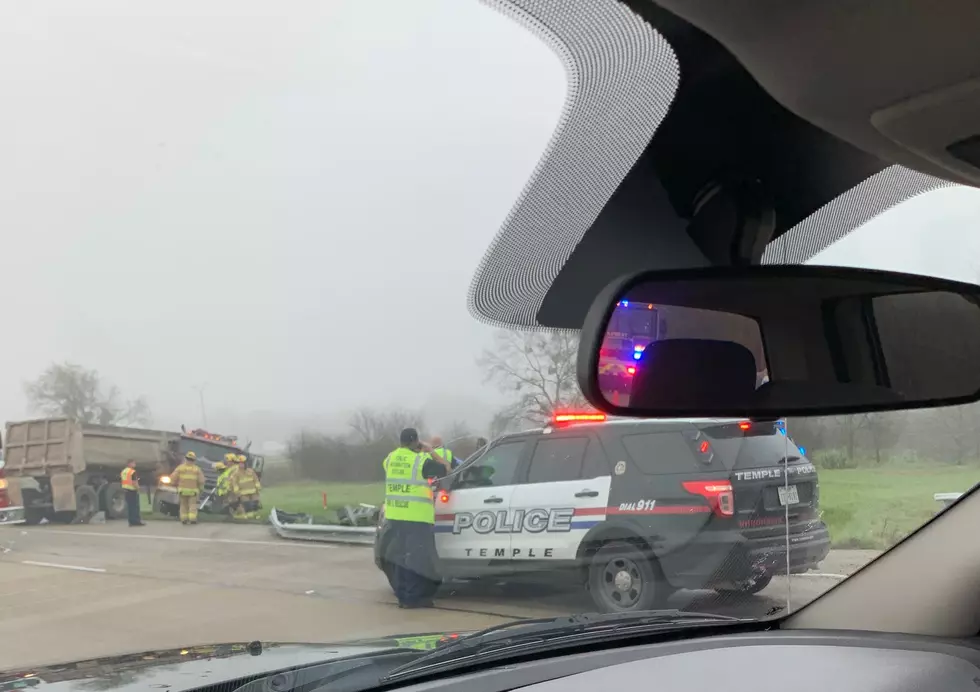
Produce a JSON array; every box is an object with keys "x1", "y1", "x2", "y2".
[
  {"x1": 225, "y1": 453, "x2": 237, "y2": 462},
  {"x1": 185, "y1": 451, "x2": 197, "y2": 461},
  {"x1": 237, "y1": 454, "x2": 247, "y2": 463},
  {"x1": 214, "y1": 462, "x2": 226, "y2": 471}
]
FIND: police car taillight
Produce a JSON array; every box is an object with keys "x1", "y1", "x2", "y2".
[
  {"x1": 682, "y1": 480, "x2": 734, "y2": 517},
  {"x1": 438, "y1": 490, "x2": 450, "y2": 503}
]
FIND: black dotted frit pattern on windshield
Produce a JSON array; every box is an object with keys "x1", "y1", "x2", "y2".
[
  {"x1": 466, "y1": 0, "x2": 680, "y2": 330},
  {"x1": 761, "y1": 166, "x2": 956, "y2": 265}
]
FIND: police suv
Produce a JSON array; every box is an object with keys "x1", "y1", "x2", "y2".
[{"x1": 374, "y1": 414, "x2": 830, "y2": 613}]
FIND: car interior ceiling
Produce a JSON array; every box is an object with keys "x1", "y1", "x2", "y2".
[
  {"x1": 542, "y1": 0, "x2": 980, "y2": 639},
  {"x1": 535, "y1": 3, "x2": 889, "y2": 330}
]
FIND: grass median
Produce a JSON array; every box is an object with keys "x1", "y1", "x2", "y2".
[
  {"x1": 818, "y1": 464, "x2": 980, "y2": 549},
  {"x1": 163, "y1": 467, "x2": 979, "y2": 549}
]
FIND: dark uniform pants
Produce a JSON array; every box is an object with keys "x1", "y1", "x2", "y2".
[
  {"x1": 125, "y1": 490, "x2": 141, "y2": 526},
  {"x1": 385, "y1": 519, "x2": 439, "y2": 605}
]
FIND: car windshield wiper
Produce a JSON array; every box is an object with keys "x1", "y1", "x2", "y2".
[{"x1": 379, "y1": 610, "x2": 746, "y2": 683}]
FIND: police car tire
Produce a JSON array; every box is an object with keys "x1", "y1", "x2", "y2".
[{"x1": 588, "y1": 541, "x2": 664, "y2": 613}]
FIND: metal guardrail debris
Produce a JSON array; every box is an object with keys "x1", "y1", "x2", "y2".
[
  {"x1": 268, "y1": 507, "x2": 376, "y2": 545},
  {"x1": 934, "y1": 492, "x2": 963, "y2": 510}
]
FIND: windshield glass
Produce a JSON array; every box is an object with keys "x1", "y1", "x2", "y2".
[
  {"x1": 179, "y1": 439, "x2": 241, "y2": 464},
  {"x1": 3, "y1": 0, "x2": 980, "y2": 681}
]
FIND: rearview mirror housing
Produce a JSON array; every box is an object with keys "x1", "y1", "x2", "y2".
[{"x1": 577, "y1": 265, "x2": 980, "y2": 418}]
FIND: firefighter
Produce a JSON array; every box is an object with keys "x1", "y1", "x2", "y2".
[
  {"x1": 173, "y1": 451, "x2": 206, "y2": 525},
  {"x1": 382, "y1": 428, "x2": 447, "y2": 609},
  {"x1": 215, "y1": 455, "x2": 238, "y2": 516},
  {"x1": 120, "y1": 459, "x2": 145, "y2": 527},
  {"x1": 232, "y1": 454, "x2": 261, "y2": 519}
]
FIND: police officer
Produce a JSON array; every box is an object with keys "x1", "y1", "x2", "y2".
[
  {"x1": 173, "y1": 452, "x2": 206, "y2": 525},
  {"x1": 120, "y1": 459, "x2": 145, "y2": 527},
  {"x1": 382, "y1": 428, "x2": 447, "y2": 609}
]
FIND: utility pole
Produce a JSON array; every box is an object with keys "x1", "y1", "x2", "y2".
[{"x1": 192, "y1": 384, "x2": 208, "y2": 428}]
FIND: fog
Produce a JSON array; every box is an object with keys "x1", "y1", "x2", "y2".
[
  {"x1": 3, "y1": 0, "x2": 980, "y2": 447},
  {"x1": 0, "y1": 0, "x2": 566, "y2": 439}
]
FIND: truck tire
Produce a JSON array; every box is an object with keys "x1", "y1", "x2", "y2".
[
  {"x1": 101, "y1": 482, "x2": 127, "y2": 519},
  {"x1": 587, "y1": 541, "x2": 666, "y2": 613},
  {"x1": 74, "y1": 485, "x2": 99, "y2": 522}
]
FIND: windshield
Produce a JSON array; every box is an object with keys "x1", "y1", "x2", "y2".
[
  {"x1": 3, "y1": 0, "x2": 980, "y2": 682},
  {"x1": 178, "y1": 439, "x2": 241, "y2": 464}
]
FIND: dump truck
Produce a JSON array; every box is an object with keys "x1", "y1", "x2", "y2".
[{"x1": 3, "y1": 418, "x2": 180, "y2": 524}]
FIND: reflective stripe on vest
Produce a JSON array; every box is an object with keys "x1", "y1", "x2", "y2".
[
  {"x1": 384, "y1": 448, "x2": 434, "y2": 524},
  {"x1": 120, "y1": 467, "x2": 138, "y2": 491}
]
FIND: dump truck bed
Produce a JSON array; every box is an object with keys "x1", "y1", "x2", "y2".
[{"x1": 3, "y1": 418, "x2": 178, "y2": 477}]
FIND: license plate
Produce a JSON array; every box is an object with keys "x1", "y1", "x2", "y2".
[{"x1": 777, "y1": 485, "x2": 800, "y2": 506}]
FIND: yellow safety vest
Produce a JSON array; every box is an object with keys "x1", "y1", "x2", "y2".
[
  {"x1": 383, "y1": 447, "x2": 434, "y2": 524},
  {"x1": 174, "y1": 462, "x2": 204, "y2": 496},
  {"x1": 433, "y1": 447, "x2": 453, "y2": 465},
  {"x1": 120, "y1": 467, "x2": 138, "y2": 491},
  {"x1": 216, "y1": 467, "x2": 236, "y2": 496}
]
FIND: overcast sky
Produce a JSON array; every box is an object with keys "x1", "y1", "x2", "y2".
[
  {"x1": 0, "y1": 0, "x2": 565, "y2": 435},
  {"x1": 2, "y1": 0, "x2": 980, "y2": 442}
]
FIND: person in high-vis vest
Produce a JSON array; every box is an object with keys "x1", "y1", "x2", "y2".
[
  {"x1": 429, "y1": 436, "x2": 456, "y2": 470},
  {"x1": 215, "y1": 457, "x2": 238, "y2": 515},
  {"x1": 382, "y1": 427, "x2": 447, "y2": 609},
  {"x1": 173, "y1": 451, "x2": 206, "y2": 525},
  {"x1": 232, "y1": 454, "x2": 261, "y2": 519},
  {"x1": 120, "y1": 459, "x2": 145, "y2": 527}
]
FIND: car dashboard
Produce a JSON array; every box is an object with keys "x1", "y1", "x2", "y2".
[{"x1": 228, "y1": 629, "x2": 980, "y2": 692}]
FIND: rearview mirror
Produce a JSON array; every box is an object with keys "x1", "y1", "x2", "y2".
[{"x1": 577, "y1": 265, "x2": 980, "y2": 417}]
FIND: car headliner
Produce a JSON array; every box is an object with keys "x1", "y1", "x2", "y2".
[{"x1": 467, "y1": 0, "x2": 976, "y2": 332}]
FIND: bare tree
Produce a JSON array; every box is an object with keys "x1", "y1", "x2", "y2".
[
  {"x1": 863, "y1": 411, "x2": 906, "y2": 464},
  {"x1": 478, "y1": 330, "x2": 587, "y2": 427},
  {"x1": 24, "y1": 362, "x2": 152, "y2": 426},
  {"x1": 348, "y1": 407, "x2": 425, "y2": 445}
]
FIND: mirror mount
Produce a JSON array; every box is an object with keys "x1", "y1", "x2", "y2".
[{"x1": 687, "y1": 179, "x2": 776, "y2": 267}]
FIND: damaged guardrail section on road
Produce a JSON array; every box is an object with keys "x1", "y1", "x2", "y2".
[{"x1": 269, "y1": 507, "x2": 377, "y2": 545}]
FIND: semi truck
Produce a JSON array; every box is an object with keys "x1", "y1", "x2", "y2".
[{"x1": 1, "y1": 418, "x2": 263, "y2": 524}]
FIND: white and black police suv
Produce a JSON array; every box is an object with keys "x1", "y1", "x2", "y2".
[{"x1": 374, "y1": 413, "x2": 830, "y2": 613}]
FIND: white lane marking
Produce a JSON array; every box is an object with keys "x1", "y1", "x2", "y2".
[
  {"x1": 22, "y1": 560, "x2": 107, "y2": 573},
  {"x1": 796, "y1": 572, "x2": 847, "y2": 580},
  {"x1": 38, "y1": 529, "x2": 336, "y2": 549}
]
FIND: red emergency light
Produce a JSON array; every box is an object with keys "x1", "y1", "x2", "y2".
[
  {"x1": 738, "y1": 421, "x2": 751, "y2": 431},
  {"x1": 553, "y1": 412, "x2": 607, "y2": 425}
]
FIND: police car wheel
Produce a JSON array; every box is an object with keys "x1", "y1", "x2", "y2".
[{"x1": 588, "y1": 541, "x2": 663, "y2": 613}]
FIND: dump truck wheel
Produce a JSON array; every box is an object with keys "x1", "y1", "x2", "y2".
[
  {"x1": 74, "y1": 485, "x2": 99, "y2": 522},
  {"x1": 102, "y1": 483, "x2": 127, "y2": 519}
]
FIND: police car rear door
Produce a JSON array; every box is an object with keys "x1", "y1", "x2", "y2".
[
  {"x1": 435, "y1": 438, "x2": 528, "y2": 569},
  {"x1": 509, "y1": 433, "x2": 611, "y2": 562}
]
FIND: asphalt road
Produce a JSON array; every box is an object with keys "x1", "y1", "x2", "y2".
[{"x1": 0, "y1": 522, "x2": 880, "y2": 670}]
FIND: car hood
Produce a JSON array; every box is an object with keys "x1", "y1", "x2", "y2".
[{"x1": 0, "y1": 634, "x2": 471, "y2": 692}]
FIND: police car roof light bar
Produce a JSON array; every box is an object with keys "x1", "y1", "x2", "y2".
[{"x1": 553, "y1": 412, "x2": 607, "y2": 425}]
